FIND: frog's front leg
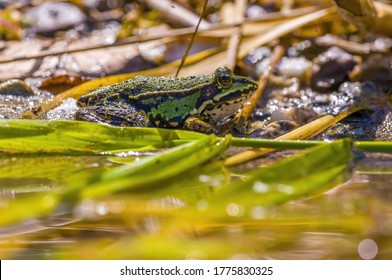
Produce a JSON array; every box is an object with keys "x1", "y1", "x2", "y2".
[
  {"x1": 184, "y1": 117, "x2": 219, "y2": 134},
  {"x1": 75, "y1": 103, "x2": 150, "y2": 127}
]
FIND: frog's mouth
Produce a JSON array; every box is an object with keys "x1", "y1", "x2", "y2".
[
  {"x1": 199, "y1": 90, "x2": 249, "y2": 111},
  {"x1": 214, "y1": 83, "x2": 256, "y2": 105},
  {"x1": 214, "y1": 91, "x2": 251, "y2": 106}
]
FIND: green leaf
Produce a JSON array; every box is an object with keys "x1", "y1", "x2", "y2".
[
  {"x1": 189, "y1": 139, "x2": 353, "y2": 220},
  {"x1": 76, "y1": 135, "x2": 231, "y2": 198},
  {"x1": 0, "y1": 120, "x2": 204, "y2": 154}
]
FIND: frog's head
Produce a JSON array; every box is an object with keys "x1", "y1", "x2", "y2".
[{"x1": 197, "y1": 66, "x2": 258, "y2": 124}]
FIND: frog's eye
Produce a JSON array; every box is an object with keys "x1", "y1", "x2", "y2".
[{"x1": 217, "y1": 73, "x2": 233, "y2": 88}]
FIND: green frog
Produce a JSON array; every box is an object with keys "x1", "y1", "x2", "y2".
[{"x1": 75, "y1": 67, "x2": 258, "y2": 133}]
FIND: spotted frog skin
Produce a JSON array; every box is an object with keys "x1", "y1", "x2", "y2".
[{"x1": 75, "y1": 67, "x2": 258, "y2": 133}]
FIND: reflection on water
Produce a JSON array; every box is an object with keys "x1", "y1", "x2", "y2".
[{"x1": 0, "y1": 154, "x2": 392, "y2": 259}]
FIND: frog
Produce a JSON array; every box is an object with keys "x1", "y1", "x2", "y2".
[{"x1": 75, "y1": 66, "x2": 258, "y2": 133}]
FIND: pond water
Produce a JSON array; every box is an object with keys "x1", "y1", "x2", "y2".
[{"x1": 0, "y1": 152, "x2": 391, "y2": 260}]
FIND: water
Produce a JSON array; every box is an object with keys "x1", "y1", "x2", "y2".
[{"x1": 0, "y1": 152, "x2": 391, "y2": 259}]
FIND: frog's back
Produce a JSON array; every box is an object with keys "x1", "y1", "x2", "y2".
[
  {"x1": 79, "y1": 74, "x2": 214, "y2": 107},
  {"x1": 121, "y1": 74, "x2": 214, "y2": 95}
]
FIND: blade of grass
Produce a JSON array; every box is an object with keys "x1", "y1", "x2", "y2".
[
  {"x1": 230, "y1": 138, "x2": 320, "y2": 149},
  {"x1": 93, "y1": 134, "x2": 218, "y2": 181},
  {"x1": 175, "y1": 0, "x2": 208, "y2": 76},
  {"x1": 0, "y1": 155, "x2": 105, "y2": 181},
  {"x1": 0, "y1": 135, "x2": 230, "y2": 226},
  {"x1": 76, "y1": 135, "x2": 231, "y2": 198},
  {"x1": 232, "y1": 137, "x2": 392, "y2": 153},
  {"x1": 221, "y1": 139, "x2": 351, "y2": 195},
  {"x1": 0, "y1": 136, "x2": 229, "y2": 226},
  {"x1": 2, "y1": 119, "x2": 390, "y2": 155},
  {"x1": 0, "y1": 120, "x2": 204, "y2": 154},
  {"x1": 225, "y1": 104, "x2": 365, "y2": 166},
  {"x1": 354, "y1": 141, "x2": 392, "y2": 153},
  {"x1": 183, "y1": 139, "x2": 352, "y2": 221}
]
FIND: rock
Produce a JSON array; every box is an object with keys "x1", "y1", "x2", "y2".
[
  {"x1": 0, "y1": 79, "x2": 35, "y2": 96},
  {"x1": 311, "y1": 46, "x2": 356, "y2": 92},
  {"x1": 24, "y1": 2, "x2": 86, "y2": 34}
]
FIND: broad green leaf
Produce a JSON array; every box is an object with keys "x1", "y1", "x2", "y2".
[
  {"x1": 77, "y1": 135, "x2": 231, "y2": 198},
  {"x1": 185, "y1": 139, "x2": 353, "y2": 220},
  {"x1": 0, "y1": 155, "x2": 107, "y2": 181},
  {"x1": 0, "y1": 120, "x2": 204, "y2": 154}
]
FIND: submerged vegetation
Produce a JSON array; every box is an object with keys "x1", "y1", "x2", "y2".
[
  {"x1": 1, "y1": 120, "x2": 391, "y2": 259},
  {"x1": 0, "y1": 0, "x2": 391, "y2": 259}
]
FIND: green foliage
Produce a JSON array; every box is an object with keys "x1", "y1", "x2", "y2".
[{"x1": 182, "y1": 139, "x2": 353, "y2": 221}]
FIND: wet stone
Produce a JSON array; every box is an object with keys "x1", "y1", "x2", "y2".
[
  {"x1": 311, "y1": 46, "x2": 357, "y2": 92},
  {"x1": 0, "y1": 93, "x2": 52, "y2": 119},
  {"x1": 0, "y1": 79, "x2": 35, "y2": 96},
  {"x1": 24, "y1": 2, "x2": 86, "y2": 34}
]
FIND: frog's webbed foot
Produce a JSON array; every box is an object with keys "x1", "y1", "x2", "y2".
[
  {"x1": 75, "y1": 105, "x2": 149, "y2": 127},
  {"x1": 184, "y1": 117, "x2": 219, "y2": 134}
]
